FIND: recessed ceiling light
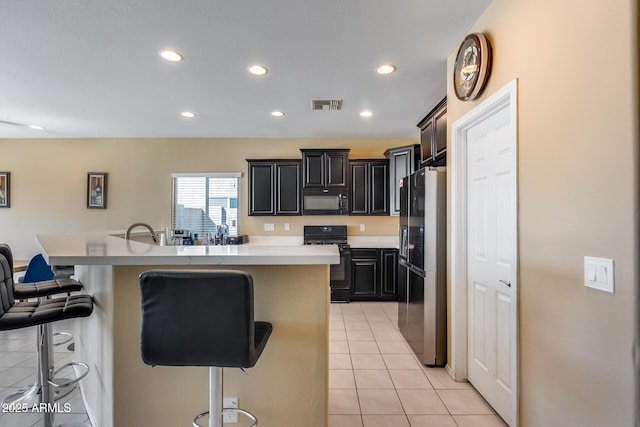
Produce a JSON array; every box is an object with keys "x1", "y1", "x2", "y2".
[
  {"x1": 29, "y1": 124, "x2": 45, "y2": 130},
  {"x1": 360, "y1": 110, "x2": 373, "y2": 118},
  {"x1": 180, "y1": 111, "x2": 196, "y2": 118},
  {"x1": 376, "y1": 64, "x2": 397, "y2": 75},
  {"x1": 160, "y1": 49, "x2": 183, "y2": 62},
  {"x1": 248, "y1": 64, "x2": 268, "y2": 76},
  {"x1": 271, "y1": 111, "x2": 285, "y2": 117}
]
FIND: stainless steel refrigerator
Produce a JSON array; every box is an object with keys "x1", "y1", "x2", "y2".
[{"x1": 398, "y1": 167, "x2": 446, "y2": 366}]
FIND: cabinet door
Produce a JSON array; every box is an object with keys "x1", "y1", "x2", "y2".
[
  {"x1": 389, "y1": 150, "x2": 408, "y2": 216},
  {"x1": 351, "y1": 257, "x2": 378, "y2": 298},
  {"x1": 369, "y1": 161, "x2": 389, "y2": 215},
  {"x1": 420, "y1": 120, "x2": 434, "y2": 164},
  {"x1": 387, "y1": 146, "x2": 419, "y2": 216},
  {"x1": 248, "y1": 162, "x2": 275, "y2": 215},
  {"x1": 325, "y1": 151, "x2": 349, "y2": 187},
  {"x1": 434, "y1": 105, "x2": 447, "y2": 160},
  {"x1": 302, "y1": 152, "x2": 325, "y2": 187},
  {"x1": 379, "y1": 249, "x2": 398, "y2": 297},
  {"x1": 418, "y1": 97, "x2": 447, "y2": 166},
  {"x1": 349, "y1": 162, "x2": 369, "y2": 215},
  {"x1": 275, "y1": 162, "x2": 301, "y2": 215}
]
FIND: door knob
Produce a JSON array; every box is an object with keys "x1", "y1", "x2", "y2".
[{"x1": 499, "y1": 279, "x2": 511, "y2": 287}]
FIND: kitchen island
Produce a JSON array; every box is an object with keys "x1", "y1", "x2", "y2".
[{"x1": 36, "y1": 232, "x2": 339, "y2": 427}]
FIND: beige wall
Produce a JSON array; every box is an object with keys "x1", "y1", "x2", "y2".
[
  {"x1": 0, "y1": 137, "x2": 410, "y2": 259},
  {"x1": 447, "y1": 0, "x2": 638, "y2": 426}
]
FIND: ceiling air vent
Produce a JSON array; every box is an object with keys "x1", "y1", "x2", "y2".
[{"x1": 312, "y1": 99, "x2": 343, "y2": 111}]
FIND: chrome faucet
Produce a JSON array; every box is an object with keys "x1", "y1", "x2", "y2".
[{"x1": 125, "y1": 223, "x2": 159, "y2": 243}]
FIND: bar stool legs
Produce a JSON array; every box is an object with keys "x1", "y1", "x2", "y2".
[
  {"x1": 210, "y1": 367, "x2": 223, "y2": 427},
  {"x1": 192, "y1": 367, "x2": 258, "y2": 427},
  {"x1": 2, "y1": 327, "x2": 77, "y2": 409},
  {"x1": 36, "y1": 323, "x2": 90, "y2": 427},
  {"x1": 39, "y1": 324, "x2": 54, "y2": 427}
]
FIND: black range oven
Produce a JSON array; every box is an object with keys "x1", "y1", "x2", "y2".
[{"x1": 303, "y1": 225, "x2": 351, "y2": 302}]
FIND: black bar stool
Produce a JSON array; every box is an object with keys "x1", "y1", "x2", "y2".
[
  {"x1": 0, "y1": 247, "x2": 93, "y2": 427},
  {"x1": 139, "y1": 270, "x2": 272, "y2": 427},
  {"x1": 0, "y1": 244, "x2": 85, "y2": 408}
]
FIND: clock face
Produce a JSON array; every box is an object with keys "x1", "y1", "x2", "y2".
[{"x1": 454, "y1": 33, "x2": 492, "y2": 101}]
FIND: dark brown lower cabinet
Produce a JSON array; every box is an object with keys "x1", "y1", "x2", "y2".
[
  {"x1": 380, "y1": 248, "x2": 398, "y2": 297},
  {"x1": 350, "y1": 248, "x2": 398, "y2": 301}
]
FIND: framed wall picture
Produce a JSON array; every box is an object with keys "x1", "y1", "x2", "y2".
[
  {"x1": 0, "y1": 172, "x2": 9, "y2": 208},
  {"x1": 87, "y1": 172, "x2": 107, "y2": 209}
]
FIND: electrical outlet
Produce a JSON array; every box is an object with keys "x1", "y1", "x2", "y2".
[
  {"x1": 223, "y1": 397, "x2": 238, "y2": 423},
  {"x1": 284, "y1": 223, "x2": 290, "y2": 231},
  {"x1": 264, "y1": 223, "x2": 275, "y2": 231},
  {"x1": 360, "y1": 224, "x2": 365, "y2": 232}
]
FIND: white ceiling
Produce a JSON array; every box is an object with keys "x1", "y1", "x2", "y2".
[{"x1": 0, "y1": 0, "x2": 491, "y2": 139}]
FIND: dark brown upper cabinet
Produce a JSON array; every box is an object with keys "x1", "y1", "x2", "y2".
[
  {"x1": 247, "y1": 159, "x2": 302, "y2": 216},
  {"x1": 418, "y1": 97, "x2": 447, "y2": 166},
  {"x1": 349, "y1": 159, "x2": 389, "y2": 216},
  {"x1": 301, "y1": 149, "x2": 350, "y2": 188}
]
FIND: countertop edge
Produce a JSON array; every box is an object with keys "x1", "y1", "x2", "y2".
[{"x1": 37, "y1": 232, "x2": 340, "y2": 266}]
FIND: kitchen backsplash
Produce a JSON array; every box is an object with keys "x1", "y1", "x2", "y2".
[{"x1": 243, "y1": 216, "x2": 398, "y2": 237}]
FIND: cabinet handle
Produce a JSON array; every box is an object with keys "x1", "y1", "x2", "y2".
[{"x1": 499, "y1": 279, "x2": 511, "y2": 287}]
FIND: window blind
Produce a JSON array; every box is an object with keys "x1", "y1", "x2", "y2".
[{"x1": 171, "y1": 173, "x2": 240, "y2": 238}]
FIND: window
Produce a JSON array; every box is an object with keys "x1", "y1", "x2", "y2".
[{"x1": 171, "y1": 173, "x2": 241, "y2": 238}]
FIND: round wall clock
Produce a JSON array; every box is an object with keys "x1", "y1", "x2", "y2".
[{"x1": 453, "y1": 33, "x2": 492, "y2": 101}]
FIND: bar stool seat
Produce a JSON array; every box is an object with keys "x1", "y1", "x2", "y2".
[
  {"x1": 139, "y1": 269, "x2": 272, "y2": 427},
  {"x1": 0, "y1": 294, "x2": 93, "y2": 329},
  {"x1": 12, "y1": 278, "x2": 83, "y2": 300}
]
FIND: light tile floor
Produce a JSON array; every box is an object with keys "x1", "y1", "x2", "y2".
[
  {"x1": 0, "y1": 319, "x2": 91, "y2": 427},
  {"x1": 329, "y1": 302, "x2": 507, "y2": 427},
  {"x1": 1, "y1": 302, "x2": 507, "y2": 427}
]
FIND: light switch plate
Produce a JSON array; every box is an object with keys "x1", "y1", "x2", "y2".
[
  {"x1": 584, "y1": 256, "x2": 614, "y2": 293},
  {"x1": 264, "y1": 223, "x2": 275, "y2": 231}
]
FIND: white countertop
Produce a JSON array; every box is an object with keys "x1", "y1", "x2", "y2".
[
  {"x1": 36, "y1": 232, "x2": 339, "y2": 266},
  {"x1": 347, "y1": 236, "x2": 399, "y2": 249}
]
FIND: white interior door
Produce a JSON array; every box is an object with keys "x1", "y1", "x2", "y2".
[{"x1": 466, "y1": 102, "x2": 516, "y2": 424}]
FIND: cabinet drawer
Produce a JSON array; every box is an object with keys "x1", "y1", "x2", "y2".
[{"x1": 350, "y1": 249, "x2": 377, "y2": 260}]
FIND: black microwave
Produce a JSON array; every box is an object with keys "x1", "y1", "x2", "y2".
[{"x1": 302, "y1": 188, "x2": 349, "y2": 215}]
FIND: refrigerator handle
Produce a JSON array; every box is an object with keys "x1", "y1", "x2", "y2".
[{"x1": 400, "y1": 226, "x2": 408, "y2": 258}]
